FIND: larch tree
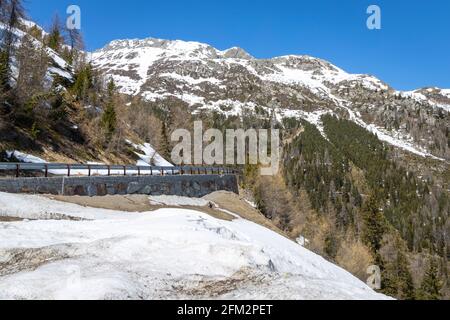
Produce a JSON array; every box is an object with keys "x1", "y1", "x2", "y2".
[
  {"x1": 47, "y1": 14, "x2": 64, "y2": 53},
  {"x1": 0, "y1": 0, "x2": 25, "y2": 92},
  {"x1": 66, "y1": 28, "x2": 83, "y2": 59},
  {"x1": 15, "y1": 34, "x2": 48, "y2": 111}
]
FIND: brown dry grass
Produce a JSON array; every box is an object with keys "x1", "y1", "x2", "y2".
[
  {"x1": 203, "y1": 191, "x2": 288, "y2": 237},
  {"x1": 47, "y1": 194, "x2": 235, "y2": 221},
  {"x1": 48, "y1": 194, "x2": 154, "y2": 212},
  {"x1": 0, "y1": 217, "x2": 24, "y2": 222},
  {"x1": 336, "y1": 238, "x2": 374, "y2": 281}
]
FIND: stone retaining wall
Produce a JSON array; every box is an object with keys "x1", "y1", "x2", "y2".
[{"x1": 0, "y1": 175, "x2": 239, "y2": 197}]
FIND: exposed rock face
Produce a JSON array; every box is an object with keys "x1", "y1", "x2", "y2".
[
  {"x1": 91, "y1": 37, "x2": 450, "y2": 160},
  {"x1": 222, "y1": 47, "x2": 254, "y2": 60}
]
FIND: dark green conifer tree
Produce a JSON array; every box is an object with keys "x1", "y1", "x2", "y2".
[
  {"x1": 101, "y1": 79, "x2": 117, "y2": 139},
  {"x1": 419, "y1": 258, "x2": 442, "y2": 300},
  {"x1": 159, "y1": 121, "x2": 171, "y2": 160},
  {"x1": 362, "y1": 196, "x2": 386, "y2": 253}
]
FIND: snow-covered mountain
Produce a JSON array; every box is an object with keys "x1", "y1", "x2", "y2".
[
  {"x1": 91, "y1": 38, "x2": 387, "y2": 98},
  {"x1": 91, "y1": 37, "x2": 450, "y2": 161},
  {"x1": 0, "y1": 192, "x2": 389, "y2": 300}
]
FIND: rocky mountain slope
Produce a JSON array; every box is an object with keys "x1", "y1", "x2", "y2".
[{"x1": 91, "y1": 37, "x2": 450, "y2": 161}]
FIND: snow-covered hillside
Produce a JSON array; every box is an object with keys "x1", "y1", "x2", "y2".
[
  {"x1": 0, "y1": 192, "x2": 389, "y2": 300},
  {"x1": 90, "y1": 36, "x2": 450, "y2": 161},
  {"x1": 5, "y1": 141, "x2": 173, "y2": 176},
  {"x1": 0, "y1": 20, "x2": 73, "y2": 87}
]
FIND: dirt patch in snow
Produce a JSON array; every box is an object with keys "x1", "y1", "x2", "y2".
[
  {"x1": 203, "y1": 191, "x2": 287, "y2": 237},
  {"x1": 47, "y1": 195, "x2": 154, "y2": 212},
  {"x1": 0, "y1": 211, "x2": 87, "y2": 221},
  {"x1": 175, "y1": 269, "x2": 267, "y2": 298},
  {"x1": 0, "y1": 217, "x2": 23, "y2": 222},
  {"x1": 180, "y1": 206, "x2": 234, "y2": 221},
  {"x1": 46, "y1": 195, "x2": 235, "y2": 221},
  {"x1": 0, "y1": 246, "x2": 73, "y2": 277},
  {"x1": 47, "y1": 192, "x2": 286, "y2": 231}
]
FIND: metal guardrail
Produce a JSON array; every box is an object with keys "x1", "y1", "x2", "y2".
[{"x1": 0, "y1": 163, "x2": 239, "y2": 178}]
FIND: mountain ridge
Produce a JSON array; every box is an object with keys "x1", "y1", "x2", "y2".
[
  {"x1": 92, "y1": 36, "x2": 448, "y2": 93},
  {"x1": 90, "y1": 36, "x2": 450, "y2": 161}
]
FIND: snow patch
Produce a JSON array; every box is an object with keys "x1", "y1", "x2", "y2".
[
  {"x1": 0, "y1": 192, "x2": 390, "y2": 300},
  {"x1": 341, "y1": 107, "x2": 446, "y2": 161},
  {"x1": 126, "y1": 141, "x2": 173, "y2": 167},
  {"x1": 148, "y1": 195, "x2": 210, "y2": 207}
]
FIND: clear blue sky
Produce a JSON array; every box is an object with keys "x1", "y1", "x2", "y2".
[{"x1": 26, "y1": 0, "x2": 450, "y2": 91}]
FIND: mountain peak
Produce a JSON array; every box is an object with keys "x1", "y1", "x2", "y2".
[
  {"x1": 221, "y1": 47, "x2": 254, "y2": 60},
  {"x1": 97, "y1": 37, "x2": 219, "y2": 58}
]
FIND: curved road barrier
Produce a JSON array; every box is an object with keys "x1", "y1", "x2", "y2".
[
  {"x1": 0, "y1": 163, "x2": 240, "y2": 197},
  {"x1": 0, "y1": 163, "x2": 239, "y2": 178}
]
